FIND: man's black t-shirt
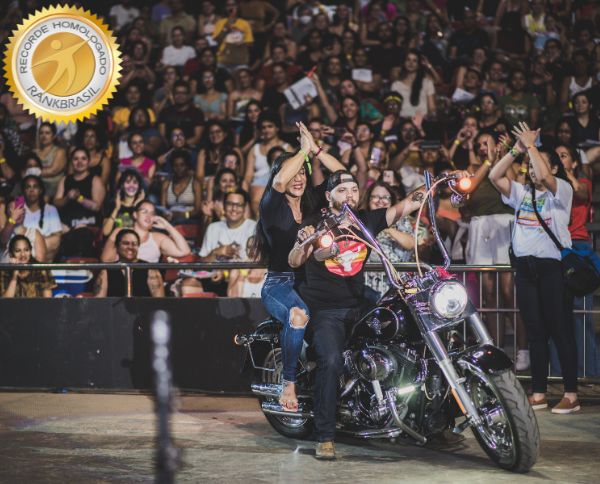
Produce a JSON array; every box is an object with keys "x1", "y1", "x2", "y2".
[
  {"x1": 158, "y1": 104, "x2": 205, "y2": 139},
  {"x1": 259, "y1": 182, "x2": 327, "y2": 273},
  {"x1": 298, "y1": 208, "x2": 388, "y2": 311}
]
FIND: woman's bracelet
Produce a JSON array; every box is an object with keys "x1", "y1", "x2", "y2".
[
  {"x1": 518, "y1": 167, "x2": 528, "y2": 174},
  {"x1": 509, "y1": 146, "x2": 522, "y2": 157},
  {"x1": 483, "y1": 159, "x2": 491, "y2": 167}
]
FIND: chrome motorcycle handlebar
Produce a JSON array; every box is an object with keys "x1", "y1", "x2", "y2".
[{"x1": 425, "y1": 171, "x2": 452, "y2": 271}]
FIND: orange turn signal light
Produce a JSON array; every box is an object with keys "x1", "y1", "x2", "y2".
[
  {"x1": 457, "y1": 177, "x2": 472, "y2": 192},
  {"x1": 319, "y1": 233, "x2": 334, "y2": 248}
]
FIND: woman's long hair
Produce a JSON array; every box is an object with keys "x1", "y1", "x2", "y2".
[
  {"x1": 239, "y1": 100, "x2": 262, "y2": 148},
  {"x1": 400, "y1": 48, "x2": 425, "y2": 107},
  {"x1": 8, "y1": 234, "x2": 33, "y2": 261},
  {"x1": 20, "y1": 175, "x2": 46, "y2": 231},
  {"x1": 249, "y1": 152, "x2": 316, "y2": 264}
]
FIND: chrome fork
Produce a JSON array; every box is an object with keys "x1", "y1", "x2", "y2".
[{"x1": 423, "y1": 331, "x2": 483, "y2": 425}]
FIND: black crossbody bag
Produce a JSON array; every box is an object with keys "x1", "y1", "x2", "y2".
[{"x1": 531, "y1": 191, "x2": 600, "y2": 297}]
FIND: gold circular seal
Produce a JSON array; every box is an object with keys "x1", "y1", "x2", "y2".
[{"x1": 3, "y1": 5, "x2": 122, "y2": 123}]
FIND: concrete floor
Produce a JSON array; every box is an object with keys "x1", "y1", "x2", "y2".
[{"x1": 0, "y1": 392, "x2": 598, "y2": 483}]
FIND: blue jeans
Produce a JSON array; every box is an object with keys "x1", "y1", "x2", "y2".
[
  {"x1": 550, "y1": 240, "x2": 600, "y2": 377},
  {"x1": 261, "y1": 272, "x2": 310, "y2": 383}
]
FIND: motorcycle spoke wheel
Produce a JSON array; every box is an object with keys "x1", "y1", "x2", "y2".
[{"x1": 467, "y1": 372, "x2": 516, "y2": 466}]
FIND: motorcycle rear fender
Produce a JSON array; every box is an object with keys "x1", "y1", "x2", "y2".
[{"x1": 457, "y1": 344, "x2": 513, "y2": 374}]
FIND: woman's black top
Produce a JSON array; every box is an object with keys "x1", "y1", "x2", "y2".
[
  {"x1": 259, "y1": 182, "x2": 326, "y2": 273},
  {"x1": 59, "y1": 173, "x2": 98, "y2": 228},
  {"x1": 107, "y1": 264, "x2": 151, "y2": 297}
]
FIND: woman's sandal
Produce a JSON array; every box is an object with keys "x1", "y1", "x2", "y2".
[{"x1": 279, "y1": 381, "x2": 299, "y2": 412}]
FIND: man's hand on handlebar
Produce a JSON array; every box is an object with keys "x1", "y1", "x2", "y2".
[{"x1": 297, "y1": 225, "x2": 316, "y2": 244}]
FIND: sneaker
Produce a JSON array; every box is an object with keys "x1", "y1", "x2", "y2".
[
  {"x1": 528, "y1": 395, "x2": 548, "y2": 410},
  {"x1": 551, "y1": 398, "x2": 581, "y2": 414},
  {"x1": 315, "y1": 441, "x2": 337, "y2": 460},
  {"x1": 515, "y1": 350, "x2": 530, "y2": 371}
]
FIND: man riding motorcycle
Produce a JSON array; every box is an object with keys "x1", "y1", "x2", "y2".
[{"x1": 288, "y1": 169, "x2": 432, "y2": 460}]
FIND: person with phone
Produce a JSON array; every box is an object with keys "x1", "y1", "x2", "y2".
[
  {"x1": 489, "y1": 122, "x2": 579, "y2": 414},
  {"x1": 212, "y1": 0, "x2": 254, "y2": 70}
]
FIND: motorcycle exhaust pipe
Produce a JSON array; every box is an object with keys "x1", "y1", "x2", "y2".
[{"x1": 261, "y1": 400, "x2": 313, "y2": 418}]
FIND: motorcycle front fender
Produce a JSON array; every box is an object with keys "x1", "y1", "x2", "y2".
[{"x1": 457, "y1": 344, "x2": 513, "y2": 375}]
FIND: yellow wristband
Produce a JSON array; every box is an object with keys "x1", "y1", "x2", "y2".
[
  {"x1": 0, "y1": 157, "x2": 6, "y2": 164},
  {"x1": 483, "y1": 159, "x2": 491, "y2": 167},
  {"x1": 8, "y1": 217, "x2": 16, "y2": 225},
  {"x1": 453, "y1": 139, "x2": 461, "y2": 146},
  {"x1": 519, "y1": 167, "x2": 528, "y2": 174},
  {"x1": 77, "y1": 195, "x2": 84, "y2": 202},
  {"x1": 299, "y1": 149, "x2": 310, "y2": 162}
]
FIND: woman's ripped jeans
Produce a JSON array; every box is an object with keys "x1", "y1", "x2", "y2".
[{"x1": 261, "y1": 272, "x2": 310, "y2": 383}]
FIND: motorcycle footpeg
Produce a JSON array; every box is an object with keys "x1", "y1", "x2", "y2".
[{"x1": 452, "y1": 418, "x2": 471, "y2": 434}]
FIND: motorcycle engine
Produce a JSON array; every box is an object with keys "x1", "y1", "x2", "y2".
[
  {"x1": 355, "y1": 344, "x2": 419, "y2": 390},
  {"x1": 343, "y1": 344, "x2": 420, "y2": 427}
]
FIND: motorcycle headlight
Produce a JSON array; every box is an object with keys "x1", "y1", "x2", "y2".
[{"x1": 429, "y1": 281, "x2": 468, "y2": 320}]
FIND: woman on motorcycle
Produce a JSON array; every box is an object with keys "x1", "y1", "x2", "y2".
[
  {"x1": 489, "y1": 121, "x2": 580, "y2": 414},
  {"x1": 250, "y1": 122, "x2": 344, "y2": 411}
]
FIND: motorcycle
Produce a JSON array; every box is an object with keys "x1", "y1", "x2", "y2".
[{"x1": 235, "y1": 171, "x2": 539, "y2": 472}]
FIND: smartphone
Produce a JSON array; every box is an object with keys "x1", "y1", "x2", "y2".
[
  {"x1": 370, "y1": 147, "x2": 382, "y2": 167},
  {"x1": 534, "y1": 133, "x2": 542, "y2": 148},
  {"x1": 14, "y1": 196, "x2": 25, "y2": 209},
  {"x1": 382, "y1": 169, "x2": 394, "y2": 184},
  {"x1": 420, "y1": 140, "x2": 441, "y2": 150}
]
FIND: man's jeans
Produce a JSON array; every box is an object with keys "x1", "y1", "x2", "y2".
[{"x1": 307, "y1": 307, "x2": 359, "y2": 443}]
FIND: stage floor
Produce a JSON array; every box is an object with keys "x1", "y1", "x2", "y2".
[{"x1": 0, "y1": 392, "x2": 598, "y2": 483}]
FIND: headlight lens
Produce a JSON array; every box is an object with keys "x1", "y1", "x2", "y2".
[{"x1": 430, "y1": 281, "x2": 468, "y2": 319}]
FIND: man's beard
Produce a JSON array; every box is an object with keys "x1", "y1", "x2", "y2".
[{"x1": 332, "y1": 198, "x2": 357, "y2": 211}]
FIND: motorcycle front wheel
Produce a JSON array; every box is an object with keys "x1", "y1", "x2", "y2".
[
  {"x1": 465, "y1": 368, "x2": 539, "y2": 473},
  {"x1": 260, "y1": 348, "x2": 313, "y2": 440}
]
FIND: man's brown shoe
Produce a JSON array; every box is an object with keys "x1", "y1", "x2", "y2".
[
  {"x1": 315, "y1": 441, "x2": 336, "y2": 460},
  {"x1": 551, "y1": 398, "x2": 580, "y2": 414},
  {"x1": 528, "y1": 395, "x2": 548, "y2": 410}
]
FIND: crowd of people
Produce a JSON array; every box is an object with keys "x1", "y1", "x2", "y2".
[{"x1": 0, "y1": 2, "x2": 599, "y2": 382}]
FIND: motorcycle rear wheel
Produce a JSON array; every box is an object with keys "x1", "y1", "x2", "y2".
[
  {"x1": 466, "y1": 369, "x2": 539, "y2": 473},
  {"x1": 260, "y1": 348, "x2": 313, "y2": 440}
]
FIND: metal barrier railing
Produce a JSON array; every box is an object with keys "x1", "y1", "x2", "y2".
[{"x1": 1, "y1": 262, "x2": 598, "y2": 384}]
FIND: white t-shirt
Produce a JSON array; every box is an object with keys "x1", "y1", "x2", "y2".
[
  {"x1": 391, "y1": 77, "x2": 435, "y2": 118},
  {"x1": 502, "y1": 179, "x2": 573, "y2": 260},
  {"x1": 23, "y1": 204, "x2": 63, "y2": 237},
  {"x1": 109, "y1": 5, "x2": 140, "y2": 31},
  {"x1": 161, "y1": 45, "x2": 196, "y2": 67},
  {"x1": 199, "y1": 219, "x2": 257, "y2": 258}
]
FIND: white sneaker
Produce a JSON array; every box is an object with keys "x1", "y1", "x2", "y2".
[{"x1": 515, "y1": 350, "x2": 530, "y2": 371}]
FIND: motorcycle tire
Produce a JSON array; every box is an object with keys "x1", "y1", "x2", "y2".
[
  {"x1": 466, "y1": 369, "x2": 539, "y2": 473},
  {"x1": 261, "y1": 348, "x2": 314, "y2": 440}
]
